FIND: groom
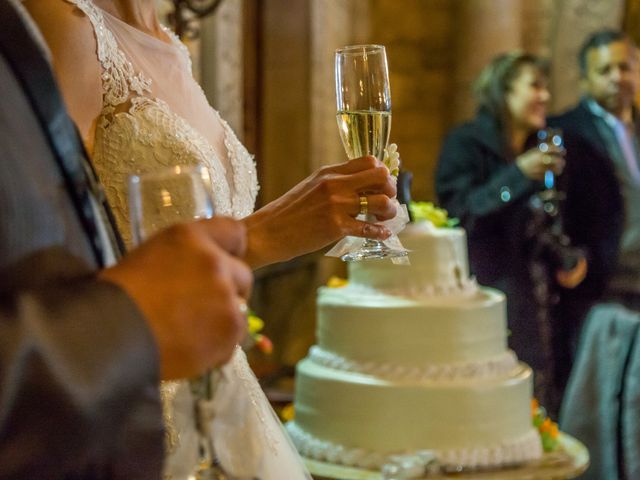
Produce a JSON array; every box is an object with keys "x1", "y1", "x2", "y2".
[{"x1": 0, "y1": 1, "x2": 252, "y2": 478}]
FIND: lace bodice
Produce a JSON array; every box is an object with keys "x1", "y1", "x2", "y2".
[{"x1": 69, "y1": 0, "x2": 258, "y2": 246}]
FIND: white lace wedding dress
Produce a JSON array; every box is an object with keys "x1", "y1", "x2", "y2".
[{"x1": 66, "y1": 1, "x2": 311, "y2": 478}]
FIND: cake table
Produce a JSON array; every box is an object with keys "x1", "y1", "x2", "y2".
[{"x1": 306, "y1": 433, "x2": 588, "y2": 480}]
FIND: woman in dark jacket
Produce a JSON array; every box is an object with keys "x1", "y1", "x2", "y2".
[{"x1": 436, "y1": 52, "x2": 584, "y2": 413}]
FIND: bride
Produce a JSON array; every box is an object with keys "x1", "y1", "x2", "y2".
[{"x1": 24, "y1": 0, "x2": 398, "y2": 478}]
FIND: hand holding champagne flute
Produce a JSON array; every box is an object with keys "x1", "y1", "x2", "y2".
[
  {"x1": 128, "y1": 165, "x2": 236, "y2": 478},
  {"x1": 536, "y1": 127, "x2": 565, "y2": 191},
  {"x1": 335, "y1": 44, "x2": 407, "y2": 262}
]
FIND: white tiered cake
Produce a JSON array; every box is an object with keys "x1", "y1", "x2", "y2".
[{"x1": 287, "y1": 221, "x2": 543, "y2": 470}]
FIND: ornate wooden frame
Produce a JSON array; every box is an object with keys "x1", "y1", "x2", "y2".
[{"x1": 169, "y1": 0, "x2": 225, "y2": 38}]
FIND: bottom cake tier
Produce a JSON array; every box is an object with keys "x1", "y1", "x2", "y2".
[{"x1": 287, "y1": 359, "x2": 542, "y2": 470}]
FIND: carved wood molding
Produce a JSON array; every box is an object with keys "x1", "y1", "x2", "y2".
[{"x1": 169, "y1": 0, "x2": 225, "y2": 38}]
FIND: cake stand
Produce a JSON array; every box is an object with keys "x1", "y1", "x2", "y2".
[{"x1": 306, "y1": 433, "x2": 588, "y2": 480}]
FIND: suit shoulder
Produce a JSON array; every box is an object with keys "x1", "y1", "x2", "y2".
[{"x1": 548, "y1": 104, "x2": 589, "y2": 129}]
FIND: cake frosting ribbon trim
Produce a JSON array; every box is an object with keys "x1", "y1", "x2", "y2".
[
  {"x1": 308, "y1": 346, "x2": 520, "y2": 382},
  {"x1": 286, "y1": 421, "x2": 543, "y2": 471}
]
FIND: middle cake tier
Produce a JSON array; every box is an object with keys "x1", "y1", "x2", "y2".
[{"x1": 316, "y1": 285, "x2": 508, "y2": 367}]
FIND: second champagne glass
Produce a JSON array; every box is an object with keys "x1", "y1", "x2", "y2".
[
  {"x1": 335, "y1": 44, "x2": 407, "y2": 262},
  {"x1": 536, "y1": 127, "x2": 564, "y2": 191},
  {"x1": 128, "y1": 164, "x2": 227, "y2": 479},
  {"x1": 129, "y1": 164, "x2": 214, "y2": 243}
]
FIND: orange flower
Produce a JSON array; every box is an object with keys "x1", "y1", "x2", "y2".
[
  {"x1": 254, "y1": 334, "x2": 274, "y2": 355},
  {"x1": 539, "y1": 418, "x2": 553, "y2": 434},
  {"x1": 531, "y1": 398, "x2": 540, "y2": 415}
]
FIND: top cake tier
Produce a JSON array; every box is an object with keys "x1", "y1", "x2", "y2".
[{"x1": 348, "y1": 222, "x2": 473, "y2": 295}]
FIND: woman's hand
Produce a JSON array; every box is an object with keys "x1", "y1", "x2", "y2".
[
  {"x1": 243, "y1": 156, "x2": 397, "y2": 269},
  {"x1": 516, "y1": 147, "x2": 565, "y2": 181}
]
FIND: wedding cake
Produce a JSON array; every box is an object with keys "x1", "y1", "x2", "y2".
[{"x1": 286, "y1": 221, "x2": 543, "y2": 470}]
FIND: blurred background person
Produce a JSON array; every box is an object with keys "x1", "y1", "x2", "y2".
[
  {"x1": 549, "y1": 32, "x2": 640, "y2": 478},
  {"x1": 435, "y1": 52, "x2": 585, "y2": 415},
  {"x1": 551, "y1": 30, "x2": 640, "y2": 317}
]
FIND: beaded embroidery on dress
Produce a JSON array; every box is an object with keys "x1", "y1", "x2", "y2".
[
  {"x1": 67, "y1": 1, "x2": 310, "y2": 478},
  {"x1": 68, "y1": 0, "x2": 258, "y2": 245}
]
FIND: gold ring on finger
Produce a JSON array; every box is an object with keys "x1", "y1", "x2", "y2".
[{"x1": 359, "y1": 195, "x2": 368, "y2": 216}]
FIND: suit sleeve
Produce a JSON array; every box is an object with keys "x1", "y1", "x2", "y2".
[
  {"x1": 0, "y1": 250, "x2": 164, "y2": 479},
  {"x1": 435, "y1": 127, "x2": 535, "y2": 223},
  {"x1": 558, "y1": 131, "x2": 620, "y2": 296},
  {"x1": 0, "y1": 38, "x2": 164, "y2": 477}
]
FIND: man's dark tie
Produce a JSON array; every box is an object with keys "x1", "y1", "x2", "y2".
[{"x1": 0, "y1": 0, "x2": 125, "y2": 267}]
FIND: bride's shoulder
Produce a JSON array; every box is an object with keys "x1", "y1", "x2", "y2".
[
  {"x1": 23, "y1": 0, "x2": 103, "y2": 141},
  {"x1": 23, "y1": 1, "x2": 98, "y2": 67}
]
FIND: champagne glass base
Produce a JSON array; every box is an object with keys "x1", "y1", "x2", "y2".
[{"x1": 341, "y1": 240, "x2": 408, "y2": 262}]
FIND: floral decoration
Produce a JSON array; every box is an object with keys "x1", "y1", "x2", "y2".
[
  {"x1": 409, "y1": 201, "x2": 459, "y2": 228},
  {"x1": 383, "y1": 143, "x2": 400, "y2": 177},
  {"x1": 327, "y1": 276, "x2": 349, "y2": 288},
  {"x1": 280, "y1": 403, "x2": 295, "y2": 422},
  {"x1": 531, "y1": 398, "x2": 559, "y2": 452},
  {"x1": 247, "y1": 310, "x2": 273, "y2": 355}
]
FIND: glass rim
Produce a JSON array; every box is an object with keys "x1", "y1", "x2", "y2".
[
  {"x1": 335, "y1": 44, "x2": 386, "y2": 55},
  {"x1": 129, "y1": 164, "x2": 207, "y2": 184}
]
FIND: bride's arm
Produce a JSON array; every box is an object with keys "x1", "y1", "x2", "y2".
[
  {"x1": 242, "y1": 156, "x2": 397, "y2": 269},
  {"x1": 23, "y1": 0, "x2": 103, "y2": 152}
]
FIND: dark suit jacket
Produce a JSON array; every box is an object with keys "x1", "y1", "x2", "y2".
[
  {"x1": 435, "y1": 109, "x2": 546, "y2": 370},
  {"x1": 0, "y1": 2, "x2": 163, "y2": 478},
  {"x1": 549, "y1": 100, "x2": 625, "y2": 313}
]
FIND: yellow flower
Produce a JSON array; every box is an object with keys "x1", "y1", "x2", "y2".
[
  {"x1": 409, "y1": 202, "x2": 458, "y2": 228},
  {"x1": 280, "y1": 403, "x2": 295, "y2": 422},
  {"x1": 248, "y1": 313, "x2": 264, "y2": 335},
  {"x1": 327, "y1": 276, "x2": 349, "y2": 288}
]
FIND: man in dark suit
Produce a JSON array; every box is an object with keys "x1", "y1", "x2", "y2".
[
  {"x1": 550, "y1": 30, "x2": 640, "y2": 404},
  {"x1": 550, "y1": 31, "x2": 640, "y2": 477},
  {"x1": 551, "y1": 30, "x2": 640, "y2": 323},
  {"x1": 0, "y1": 1, "x2": 252, "y2": 477}
]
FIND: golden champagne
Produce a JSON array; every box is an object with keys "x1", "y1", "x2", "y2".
[{"x1": 336, "y1": 110, "x2": 391, "y2": 160}]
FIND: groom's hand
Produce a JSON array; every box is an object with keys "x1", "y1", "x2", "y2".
[{"x1": 99, "y1": 217, "x2": 253, "y2": 380}]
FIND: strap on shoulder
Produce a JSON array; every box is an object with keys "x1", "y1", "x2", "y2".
[{"x1": 66, "y1": 0, "x2": 151, "y2": 108}]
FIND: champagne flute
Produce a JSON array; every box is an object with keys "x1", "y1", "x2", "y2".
[
  {"x1": 335, "y1": 44, "x2": 407, "y2": 262},
  {"x1": 128, "y1": 165, "x2": 226, "y2": 479},
  {"x1": 129, "y1": 164, "x2": 214, "y2": 243},
  {"x1": 536, "y1": 127, "x2": 564, "y2": 191}
]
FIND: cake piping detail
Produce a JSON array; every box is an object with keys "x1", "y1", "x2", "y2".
[
  {"x1": 344, "y1": 276, "x2": 478, "y2": 298},
  {"x1": 286, "y1": 422, "x2": 543, "y2": 470},
  {"x1": 308, "y1": 346, "x2": 519, "y2": 381}
]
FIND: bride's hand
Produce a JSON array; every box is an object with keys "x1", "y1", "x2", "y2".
[{"x1": 243, "y1": 156, "x2": 397, "y2": 269}]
